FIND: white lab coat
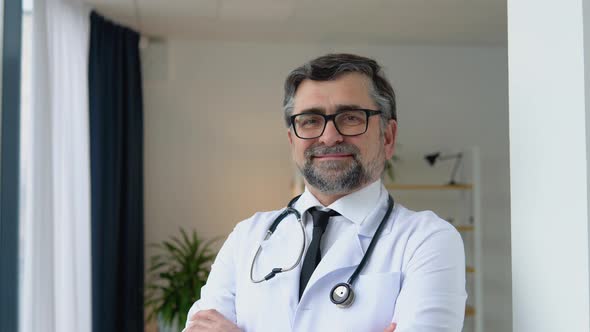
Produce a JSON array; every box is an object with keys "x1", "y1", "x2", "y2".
[{"x1": 186, "y1": 181, "x2": 467, "y2": 332}]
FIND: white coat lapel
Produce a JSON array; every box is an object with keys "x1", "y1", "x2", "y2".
[{"x1": 299, "y1": 225, "x2": 363, "y2": 301}]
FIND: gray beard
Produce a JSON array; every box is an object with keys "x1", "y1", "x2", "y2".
[{"x1": 299, "y1": 143, "x2": 375, "y2": 195}]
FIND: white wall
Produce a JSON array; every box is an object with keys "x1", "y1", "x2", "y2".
[
  {"x1": 508, "y1": 0, "x2": 590, "y2": 330},
  {"x1": 142, "y1": 40, "x2": 511, "y2": 331}
]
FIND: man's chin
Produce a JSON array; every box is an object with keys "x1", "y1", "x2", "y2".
[
  {"x1": 311, "y1": 162, "x2": 355, "y2": 174},
  {"x1": 311, "y1": 170, "x2": 351, "y2": 181},
  {"x1": 307, "y1": 173, "x2": 360, "y2": 188},
  {"x1": 312, "y1": 158, "x2": 352, "y2": 167}
]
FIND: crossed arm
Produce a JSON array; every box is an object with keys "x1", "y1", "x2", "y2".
[{"x1": 183, "y1": 310, "x2": 397, "y2": 332}]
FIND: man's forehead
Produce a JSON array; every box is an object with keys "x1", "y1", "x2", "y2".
[
  {"x1": 293, "y1": 73, "x2": 374, "y2": 112},
  {"x1": 296, "y1": 72, "x2": 372, "y2": 91}
]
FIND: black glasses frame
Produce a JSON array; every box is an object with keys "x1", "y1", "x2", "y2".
[{"x1": 289, "y1": 109, "x2": 382, "y2": 139}]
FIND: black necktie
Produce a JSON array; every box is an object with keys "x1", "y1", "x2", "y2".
[{"x1": 299, "y1": 208, "x2": 340, "y2": 299}]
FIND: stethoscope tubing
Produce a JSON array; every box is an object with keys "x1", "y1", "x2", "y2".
[
  {"x1": 250, "y1": 206, "x2": 306, "y2": 283},
  {"x1": 249, "y1": 194, "x2": 394, "y2": 289},
  {"x1": 346, "y1": 195, "x2": 394, "y2": 285}
]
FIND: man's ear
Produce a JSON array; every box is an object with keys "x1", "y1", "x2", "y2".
[
  {"x1": 287, "y1": 128, "x2": 294, "y2": 145},
  {"x1": 384, "y1": 119, "x2": 397, "y2": 160}
]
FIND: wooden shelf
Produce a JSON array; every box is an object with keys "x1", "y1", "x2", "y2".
[
  {"x1": 455, "y1": 225, "x2": 474, "y2": 232},
  {"x1": 386, "y1": 183, "x2": 473, "y2": 191},
  {"x1": 465, "y1": 306, "x2": 476, "y2": 317}
]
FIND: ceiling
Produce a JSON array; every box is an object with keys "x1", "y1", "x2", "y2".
[{"x1": 82, "y1": 0, "x2": 507, "y2": 45}]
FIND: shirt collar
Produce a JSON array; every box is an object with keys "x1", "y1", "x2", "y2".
[{"x1": 293, "y1": 179, "x2": 384, "y2": 226}]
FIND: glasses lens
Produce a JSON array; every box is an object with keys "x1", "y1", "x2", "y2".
[
  {"x1": 293, "y1": 113, "x2": 325, "y2": 138},
  {"x1": 335, "y1": 110, "x2": 368, "y2": 136}
]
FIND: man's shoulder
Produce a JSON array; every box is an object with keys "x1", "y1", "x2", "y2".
[
  {"x1": 392, "y1": 204, "x2": 460, "y2": 240},
  {"x1": 232, "y1": 208, "x2": 290, "y2": 233}
]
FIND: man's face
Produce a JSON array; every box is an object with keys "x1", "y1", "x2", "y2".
[{"x1": 287, "y1": 72, "x2": 397, "y2": 196}]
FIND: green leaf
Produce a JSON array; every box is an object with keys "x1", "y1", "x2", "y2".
[
  {"x1": 148, "y1": 261, "x2": 167, "y2": 273},
  {"x1": 171, "y1": 234, "x2": 190, "y2": 257},
  {"x1": 180, "y1": 228, "x2": 192, "y2": 249}
]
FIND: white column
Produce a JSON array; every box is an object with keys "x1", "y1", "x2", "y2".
[{"x1": 508, "y1": 0, "x2": 590, "y2": 331}]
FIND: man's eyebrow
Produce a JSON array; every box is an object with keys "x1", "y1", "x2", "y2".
[
  {"x1": 334, "y1": 104, "x2": 362, "y2": 112},
  {"x1": 298, "y1": 107, "x2": 325, "y2": 114},
  {"x1": 298, "y1": 104, "x2": 363, "y2": 114}
]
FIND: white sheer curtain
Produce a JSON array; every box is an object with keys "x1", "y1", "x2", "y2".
[{"x1": 20, "y1": 0, "x2": 91, "y2": 331}]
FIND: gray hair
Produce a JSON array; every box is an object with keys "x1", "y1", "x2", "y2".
[{"x1": 282, "y1": 53, "x2": 397, "y2": 128}]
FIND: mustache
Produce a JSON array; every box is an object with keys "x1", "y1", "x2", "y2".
[{"x1": 304, "y1": 143, "x2": 360, "y2": 159}]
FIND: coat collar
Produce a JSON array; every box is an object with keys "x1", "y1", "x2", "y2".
[{"x1": 293, "y1": 180, "x2": 394, "y2": 237}]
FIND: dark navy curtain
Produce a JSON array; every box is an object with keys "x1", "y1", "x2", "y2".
[
  {"x1": 88, "y1": 11, "x2": 144, "y2": 332},
  {"x1": 0, "y1": 1, "x2": 21, "y2": 331}
]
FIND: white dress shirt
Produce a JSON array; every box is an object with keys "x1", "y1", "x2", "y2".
[{"x1": 186, "y1": 180, "x2": 467, "y2": 332}]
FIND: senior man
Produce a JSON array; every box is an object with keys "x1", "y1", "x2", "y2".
[{"x1": 184, "y1": 53, "x2": 467, "y2": 332}]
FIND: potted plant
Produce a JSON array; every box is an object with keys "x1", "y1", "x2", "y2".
[{"x1": 145, "y1": 228, "x2": 219, "y2": 332}]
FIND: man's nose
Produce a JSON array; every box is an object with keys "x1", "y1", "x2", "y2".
[{"x1": 319, "y1": 120, "x2": 343, "y2": 146}]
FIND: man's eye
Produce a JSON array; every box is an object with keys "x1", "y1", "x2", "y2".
[
  {"x1": 298, "y1": 117, "x2": 322, "y2": 127},
  {"x1": 340, "y1": 114, "x2": 364, "y2": 125}
]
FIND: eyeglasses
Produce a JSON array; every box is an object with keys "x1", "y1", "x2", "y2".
[{"x1": 289, "y1": 109, "x2": 382, "y2": 139}]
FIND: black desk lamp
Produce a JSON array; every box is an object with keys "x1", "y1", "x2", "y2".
[{"x1": 424, "y1": 152, "x2": 463, "y2": 185}]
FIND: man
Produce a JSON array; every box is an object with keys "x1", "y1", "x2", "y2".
[{"x1": 184, "y1": 54, "x2": 467, "y2": 332}]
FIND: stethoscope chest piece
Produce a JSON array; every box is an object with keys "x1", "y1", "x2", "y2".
[{"x1": 330, "y1": 282, "x2": 355, "y2": 308}]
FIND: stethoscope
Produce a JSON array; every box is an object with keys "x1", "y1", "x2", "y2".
[{"x1": 249, "y1": 194, "x2": 395, "y2": 308}]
